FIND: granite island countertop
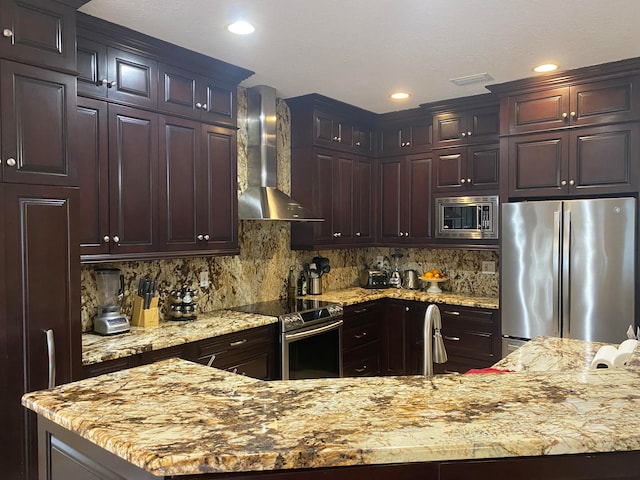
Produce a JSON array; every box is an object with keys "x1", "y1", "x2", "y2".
[
  {"x1": 24, "y1": 337, "x2": 640, "y2": 477},
  {"x1": 83, "y1": 288, "x2": 497, "y2": 365}
]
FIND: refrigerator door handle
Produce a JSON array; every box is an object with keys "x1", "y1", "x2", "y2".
[
  {"x1": 562, "y1": 210, "x2": 572, "y2": 337},
  {"x1": 553, "y1": 210, "x2": 562, "y2": 337}
]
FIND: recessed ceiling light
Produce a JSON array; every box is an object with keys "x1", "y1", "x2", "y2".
[
  {"x1": 227, "y1": 21, "x2": 255, "y2": 35},
  {"x1": 390, "y1": 92, "x2": 410, "y2": 100},
  {"x1": 533, "y1": 63, "x2": 559, "y2": 73}
]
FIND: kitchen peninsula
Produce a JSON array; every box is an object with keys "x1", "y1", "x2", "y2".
[{"x1": 23, "y1": 337, "x2": 640, "y2": 479}]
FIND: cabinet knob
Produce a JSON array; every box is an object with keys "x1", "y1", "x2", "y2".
[
  {"x1": 112, "y1": 235, "x2": 120, "y2": 243},
  {"x1": 195, "y1": 102, "x2": 202, "y2": 109},
  {"x1": 107, "y1": 80, "x2": 116, "y2": 88},
  {"x1": 202, "y1": 103, "x2": 207, "y2": 110},
  {"x1": 405, "y1": 306, "x2": 410, "y2": 312},
  {"x1": 570, "y1": 111, "x2": 576, "y2": 119},
  {"x1": 467, "y1": 178, "x2": 472, "y2": 183},
  {"x1": 569, "y1": 179, "x2": 575, "y2": 186},
  {"x1": 405, "y1": 141, "x2": 410, "y2": 146},
  {"x1": 102, "y1": 235, "x2": 110, "y2": 243},
  {"x1": 399, "y1": 232, "x2": 404, "y2": 237},
  {"x1": 204, "y1": 234, "x2": 210, "y2": 241},
  {"x1": 3, "y1": 28, "x2": 13, "y2": 38},
  {"x1": 355, "y1": 141, "x2": 361, "y2": 146},
  {"x1": 6, "y1": 157, "x2": 16, "y2": 167},
  {"x1": 460, "y1": 178, "x2": 466, "y2": 184},
  {"x1": 355, "y1": 232, "x2": 361, "y2": 237},
  {"x1": 461, "y1": 132, "x2": 466, "y2": 137},
  {"x1": 467, "y1": 131, "x2": 472, "y2": 136},
  {"x1": 197, "y1": 234, "x2": 204, "y2": 241},
  {"x1": 562, "y1": 112, "x2": 568, "y2": 120},
  {"x1": 98, "y1": 78, "x2": 109, "y2": 86},
  {"x1": 561, "y1": 180, "x2": 567, "y2": 186},
  {"x1": 405, "y1": 232, "x2": 409, "y2": 237}
]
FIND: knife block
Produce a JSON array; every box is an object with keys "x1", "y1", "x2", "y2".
[{"x1": 131, "y1": 295, "x2": 159, "y2": 327}]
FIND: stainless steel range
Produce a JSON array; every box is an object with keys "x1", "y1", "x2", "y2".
[{"x1": 232, "y1": 298, "x2": 343, "y2": 380}]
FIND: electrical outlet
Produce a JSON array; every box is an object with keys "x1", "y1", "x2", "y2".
[
  {"x1": 199, "y1": 271, "x2": 209, "y2": 287},
  {"x1": 482, "y1": 261, "x2": 496, "y2": 275},
  {"x1": 376, "y1": 256, "x2": 384, "y2": 268}
]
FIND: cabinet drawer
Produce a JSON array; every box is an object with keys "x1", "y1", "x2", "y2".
[
  {"x1": 343, "y1": 319, "x2": 380, "y2": 350},
  {"x1": 140, "y1": 345, "x2": 186, "y2": 364},
  {"x1": 440, "y1": 306, "x2": 499, "y2": 361},
  {"x1": 82, "y1": 356, "x2": 140, "y2": 378},
  {"x1": 190, "y1": 325, "x2": 276, "y2": 364},
  {"x1": 343, "y1": 345, "x2": 380, "y2": 377},
  {"x1": 216, "y1": 349, "x2": 272, "y2": 379}
]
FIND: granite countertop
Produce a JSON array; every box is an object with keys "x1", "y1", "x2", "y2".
[
  {"x1": 82, "y1": 310, "x2": 277, "y2": 365},
  {"x1": 24, "y1": 337, "x2": 640, "y2": 477},
  {"x1": 82, "y1": 288, "x2": 498, "y2": 365}
]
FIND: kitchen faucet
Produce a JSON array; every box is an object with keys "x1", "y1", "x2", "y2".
[{"x1": 424, "y1": 304, "x2": 448, "y2": 379}]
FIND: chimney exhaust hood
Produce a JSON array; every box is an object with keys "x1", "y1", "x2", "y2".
[{"x1": 238, "y1": 85, "x2": 323, "y2": 222}]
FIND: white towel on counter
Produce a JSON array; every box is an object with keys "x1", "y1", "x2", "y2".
[{"x1": 590, "y1": 339, "x2": 639, "y2": 369}]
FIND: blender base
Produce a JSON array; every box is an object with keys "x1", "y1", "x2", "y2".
[{"x1": 93, "y1": 313, "x2": 130, "y2": 335}]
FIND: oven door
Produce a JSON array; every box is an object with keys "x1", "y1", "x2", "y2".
[{"x1": 281, "y1": 319, "x2": 343, "y2": 380}]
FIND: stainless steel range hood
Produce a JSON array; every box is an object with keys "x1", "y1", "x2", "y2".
[{"x1": 238, "y1": 85, "x2": 323, "y2": 222}]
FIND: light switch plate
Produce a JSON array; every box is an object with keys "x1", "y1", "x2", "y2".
[
  {"x1": 199, "y1": 271, "x2": 209, "y2": 287},
  {"x1": 482, "y1": 261, "x2": 496, "y2": 275}
]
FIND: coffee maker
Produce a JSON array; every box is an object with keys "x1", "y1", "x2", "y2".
[{"x1": 93, "y1": 268, "x2": 130, "y2": 335}]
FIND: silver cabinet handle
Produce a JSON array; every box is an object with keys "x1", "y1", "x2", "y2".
[
  {"x1": 102, "y1": 235, "x2": 110, "y2": 243},
  {"x1": 562, "y1": 112, "x2": 568, "y2": 119},
  {"x1": 3, "y1": 28, "x2": 13, "y2": 38},
  {"x1": 444, "y1": 370, "x2": 460, "y2": 375},
  {"x1": 197, "y1": 234, "x2": 204, "y2": 241},
  {"x1": 444, "y1": 336, "x2": 460, "y2": 341},
  {"x1": 112, "y1": 235, "x2": 120, "y2": 243},
  {"x1": 353, "y1": 308, "x2": 367, "y2": 314},
  {"x1": 398, "y1": 232, "x2": 404, "y2": 237},
  {"x1": 405, "y1": 306, "x2": 410, "y2": 312},
  {"x1": 569, "y1": 180, "x2": 575, "y2": 185},
  {"x1": 355, "y1": 232, "x2": 361, "y2": 237},
  {"x1": 202, "y1": 103, "x2": 208, "y2": 110},
  {"x1": 195, "y1": 102, "x2": 202, "y2": 109},
  {"x1": 229, "y1": 339, "x2": 247, "y2": 347},
  {"x1": 108, "y1": 81, "x2": 116, "y2": 88},
  {"x1": 203, "y1": 234, "x2": 210, "y2": 241},
  {"x1": 461, "y1": 132, "x2": 467, "y2": 137},
  {"x1": 443, "y1": 310, "x2": 460, "y2": 315},
  {"x1": 405, "y1": 232, "x2": 409, "y2": 237},
  {"x1": 460, "y1": 178, "x2": 466, "y2": 183},
  {"x1": 467, "y1": 131, "x2": 472, "y2": 136},
  {"x1": 467, "y1": 178, "x2": 471, "y2": 183},
  {"x1": 561, "y1": 180, "x2": 567, "y2": 186},
  {"x1": 206, "y1": 353, "x2": 216, "y2": 367},
  {"x1": 354, "y1": 366, "x2": 367, "y2": 373},
  {"x1": 44, "y1": 329, "x2": 56, "y2": 389},
  {"x1": 570, "y1": 111, "x2": 576, "y2": 119},
  {"x1": 6, "y1": 158, "x2": 16, "y2": 167},
  {"x1": 354, "y1": 332, "x2": 367, "y2": 339}
]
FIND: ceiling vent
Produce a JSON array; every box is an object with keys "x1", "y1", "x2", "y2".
[{"x1": 450, "y1": 72, "x2": 494, "y2": 86}]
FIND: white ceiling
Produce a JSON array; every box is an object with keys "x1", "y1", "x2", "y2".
[{"x1": 79, "y1": 0, "x2": 640, "y2": 114}]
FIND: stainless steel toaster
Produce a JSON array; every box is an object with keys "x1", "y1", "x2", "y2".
[{"x1": 359, "y1": 270, "x2": 389, "y2": 289}]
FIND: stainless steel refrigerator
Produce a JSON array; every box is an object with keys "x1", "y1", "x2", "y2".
[{"x1": 501, "y1": 198, "x2": 636, "y2": 356}]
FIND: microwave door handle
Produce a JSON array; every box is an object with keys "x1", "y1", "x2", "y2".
[{"x1": 284, "y1": 320, "x2": 343, "y2": 342}]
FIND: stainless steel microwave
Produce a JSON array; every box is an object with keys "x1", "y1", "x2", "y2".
[{"x1": 435, "y1": 195, "x2": 499, "y2": 239}]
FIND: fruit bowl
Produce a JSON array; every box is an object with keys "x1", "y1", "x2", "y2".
[{"x1": 419, "y1": 276, "x2": 448, "y2": 293}]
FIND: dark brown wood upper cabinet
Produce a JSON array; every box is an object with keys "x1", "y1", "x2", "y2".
[
  {"x1": 434, "y1": 144, "x2": 499, "y2": 193},
  {"x1": 378, "y1": 118, "x2": 433, "y2": 155},
  {"x1": 0, "y1": 60, "x2": 76, "y2": 186},
  {"x1": 158, "y1": 63, "x2": 236, "y2": 127},
  {"x1": 433, "y1": 105, "x2": 499, "y2": 148},
  {"x1": 506, "y1": 76, "x2": 640, "y2": 134},
  {"x1": 379, "y1": 153, "x2": 433, "y2": 245},
  {"x1": 0, "y1": 0, "x2": 76, "y2": 73},
  {"x1": 77, "y1": 36, "x2": 158, "y2": 109},
  {"x1": 508, "y1": 123, "x2": 639, "y2": 198}
]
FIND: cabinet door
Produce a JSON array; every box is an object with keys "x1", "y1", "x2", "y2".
[
  {"x1": 353, "y1": 125, "x2": 373, "y2": 153},
  {"x1": 408, "y1": 120, "x2": 433, "y2": 151},
  {"x1": 467, "y1": 143, "x2": 500, "y2": 191},
  {"x1": 76, "y1": 36, "x2": 108, "y2": 98},
  {"x1": 405, "y1": 302, "x2": 427, "y2": 375},
  {"x1": 508, "y1": 132, "x2": 569, "y2": 197},
  {"x1": 570, "y1": 123, "x2": 639, "y2": 195},
  {"x1": 570, "y1": 77, "x2": 640, "y2": 126},
  {"x1": 333, "y1": 154, "x2": 354, "y2": 241},
  {"x1": 77, "y1": 98, "x2": 110, "y2": 256},
  {"x1": 108, "y1": 105, "x2": 159, "y2": 254},
  {"x1": 353, "y1": 158, "x2": 374, "y2": 242},
  {"x1": 433, "y1": 111, "x2": 465, "y2": 147},
  {"x1": 3, "y1": 184, "x2": 81, "y2": 480},
  {"x1": 312, "y1": 151, "x2": 336, "y2": 244},
  {"x1": 158, "y1": 63, "x2": 198, "y2": 119},
  {"x1": 434, "y1": 147, "x2": 465, "y2": 191},
  {"x1": 200, "y1": 124, "x2": 238, "y2": 252},
  {"x1": 382, "y1": 300, "x2": 407, "y2": 375},
  {"x1": 406, "y1": 153, "x2": 433, "y2": 242},
  {"x1": 379, "y1": 156, "x2": 403, "y2": 242},
  {"x1": 507, "y1": 87, "x2": 570, "y2": 134},
  {"x1": 106, "y1": 47, "x2": 158, "y2": 109},
  {"x1": 199, "y1": 77, "x2": 236, "y2": 126},
  {"x1": 158, "y1": 115, "x2": 201, "y2": 251},
  {"x1": 379, "y1": 125, "x2": 402, "y2": 154},
  {"x1": 1, "y1": 61, "x2": 76, "y2": 185},
  {"x1": 0, "y1": 0, "x2": 76, "y2": 72}
]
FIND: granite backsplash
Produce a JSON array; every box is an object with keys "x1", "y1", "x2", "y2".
[{"x1": 80, "y1": 89, "x2": 498, "y2": 332}]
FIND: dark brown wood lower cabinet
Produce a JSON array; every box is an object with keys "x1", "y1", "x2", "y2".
[
  {"x1": 2, "y1": 185, "x2": 81, "y2": 480},
  {"x1": 38, "y1": 416, "x2": 640, "y2": 480}
]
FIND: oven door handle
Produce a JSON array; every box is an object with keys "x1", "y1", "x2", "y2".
[{"x1": 284, "y1": 319, "x2": 343, "y2": 342}]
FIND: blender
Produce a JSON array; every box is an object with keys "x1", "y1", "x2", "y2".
[
  {"x1": 389, "y1": 251, "x2": 403, "y2": 288},
  {"x1": 93, "y1": 268, "x2": 130, "y2": 335}
]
